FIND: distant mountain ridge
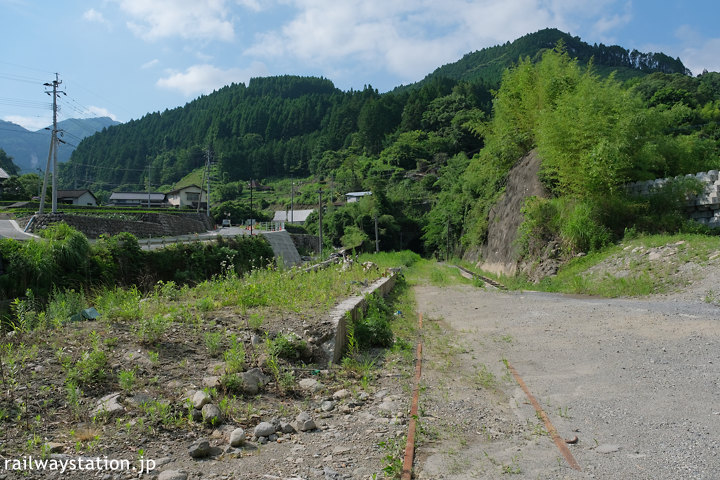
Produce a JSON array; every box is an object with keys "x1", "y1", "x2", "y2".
[
  {"x1": 62, "y1": 28, "x2": 695, "y2": 191},
  {"x1": 398, "y1": 28, "x2": 690, "y2": 91},
  {"x1": 0, "y1": 117, "x2": 120, "y2": 173}
]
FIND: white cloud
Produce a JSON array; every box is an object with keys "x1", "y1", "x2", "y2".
[
  {"x1": 680, "y1": 38, "x2": 720, "y2": 76},
  {"x1": 85, "y1": 106, "x2": 119, "y2": 121},
  {"x1": 3, "y1": 115, "x2": 51, "y2": 132},
  {"x1": 83, "y1": 8, "x2": 108, "y2": 25},
  {"x1": 141, "y1": 59, "x2": 160, "y2": 69},
  {"x1": 244, "y1": 0, "x2": 613, "y2": 84},
  {"x1": 112, "y1": 0, "x2": 235, "y2": 41},
  {"x1": 156, "y1": 62, "x2": 269, "y2": 96}
]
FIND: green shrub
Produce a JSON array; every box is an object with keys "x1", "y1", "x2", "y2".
[
  {"x1": 95, "y1": 286, "x2": 142, "y2": 322},
  {"x1": 355, "y1": 294, "x2": 394, "y2": 348},
  {"x1": 66, "y1": 331, "x2": 108, "y2": 385},
  {"x1": 224, "y1": 335, "x2": 246, "y2": 373},
  {"x1": 204, "y1": 331, "x2": 223, "y2": 357},
  {"x1": 134, "y1": 314, "x2": 171, "y2": 345},
  {"x1": 268, "y1": 333, "x2": 308, "y2": 361},
  {"x1": 560, "y1": 201, "x2": 612, "y2": 253},
  {"x1": 46, "y1": 288, "x2": 87, "y2": 327}
]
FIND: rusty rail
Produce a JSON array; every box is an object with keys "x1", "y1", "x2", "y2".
[
  {"x1": 401, "y1": 313, "x2": 423, "y2": 480},
  {"x1": 507, "y1": 362, "x2": 581, "y2": 471},
  {"x1": 455, "y1": 265, "x2": 507, "y2": 290}
]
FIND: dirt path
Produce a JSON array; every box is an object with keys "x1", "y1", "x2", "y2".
[{"x1": 412, "y1": 284, "x2": 720, "y2": 479}]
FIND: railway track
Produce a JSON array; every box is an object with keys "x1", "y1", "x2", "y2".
[{"x1": 454, "y1": 264, "x2": 507, "y2": 290}]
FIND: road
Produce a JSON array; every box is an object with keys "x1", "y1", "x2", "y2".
[
  {"x1": 413, "y1": 284, "x2": 720, "y2": 479},
  {"x1": 0, "y1": 219, "x2": 38, "y2": 240}
]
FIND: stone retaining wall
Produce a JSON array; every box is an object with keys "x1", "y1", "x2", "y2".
[
  {"x1": 290, "y1": 234, "x2": 320, "y2": 254},
  {"x1": 626, "y1": 170, "x2": 720, "y2": 228},
  {"x1": 26, "y1": 212, "x2": 213, "y2": 239}
]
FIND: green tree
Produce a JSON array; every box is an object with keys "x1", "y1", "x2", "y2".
[{"x1": 0, "y1": 148, "x2": 19, "y2": 176}]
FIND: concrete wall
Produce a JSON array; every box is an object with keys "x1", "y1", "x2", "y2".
[
  {"x1": 260, "y1": 230, "x2": 302, "y2": 268},
  {"x1": 26, "y1": 212, "x2": 213, "y2": 239},
  {"x1": 321, "y1": 273, "x2": 398, "y2": 365},
  {"x1": 626, "y1": 170, "x2": 720, "y2": 228}
]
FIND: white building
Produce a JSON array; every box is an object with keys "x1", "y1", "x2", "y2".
[
  {"x1": 273, "y1": 208, "x2": 315, "y2": 224},
  {"x1": 166, "y1": 184, "x2": 207, "y2": 209},
  {"x1": 108, "y1": 192, "x2": 167, "y2": 207},
  {"x1": 57, "y1": 190, "x2": 98, "y2": 206},
  {"x1": 345, "y1": 191, "x2": 372, "y2": 203}
]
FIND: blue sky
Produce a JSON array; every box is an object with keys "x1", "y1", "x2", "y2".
[{"x1": 1, "y1": 0, "x2": 719, "y2": 132}]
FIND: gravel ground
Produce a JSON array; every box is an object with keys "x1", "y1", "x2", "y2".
[{"x1": 413, "y1": 284, "x2": 720, "y2": 479}]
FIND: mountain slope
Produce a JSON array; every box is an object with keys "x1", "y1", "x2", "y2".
[
  {"x1": 399, "y1": 28, "x2": 690, "y2": 91},
  {"x1": 62, "y1": 29, "x2": 693, "y2": 192},
  {"x1": 0, "y1": 117, "x2": 119, "y2": 173}
]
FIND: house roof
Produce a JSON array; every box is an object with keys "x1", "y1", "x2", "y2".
[
  {"x1": 345, "y1": 191, "x2": 372, "y2": 197},
  {"x1": 0, "y1": 167, "x2": 10, "y2": 180},
  {"x1": 273, "y1": 209, "x2": 315, "y2": 223},
  {"x1": 166, "y1": 184, "x2": 206, "y2": 195},
  {"x1": 57, "y1": 189, "x2": 96, "y2": 200},
  {"x1": 109, "y1": 192, "x2": 166, "y2": 201}
]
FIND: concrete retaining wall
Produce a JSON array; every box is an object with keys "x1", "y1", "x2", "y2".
[
  {"x1": 321, "y1": 273, "x2": 398, "y2": 365},
  {"x1": 626, "y1": 170, "x2": 720, "y2": 228},
  {"x1": 260, "y1": 230, "x2": 302, "y2": 268}
]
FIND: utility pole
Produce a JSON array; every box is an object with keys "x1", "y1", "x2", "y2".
[
  {"x1": 317, "y1": 189, "x2": 323, "y2": 259},
  {"x1": 205, "y1": 147, "x2": 212, "y2": 217},
  {"x1": 249, "y1": 179, "x2": 254, "y2": 235},
  {"x1": 374, "y1": 213, "x2": 379, "y2": 253},
  {"x1": 39, "y1": 73, "x2": 64, "y2": 214},
  {"x1": 290, "y1": 180, "x2": 294, "y2": 224},
  {"x1": 446, "y1": 218, "x2": 451, "y2": 262}
]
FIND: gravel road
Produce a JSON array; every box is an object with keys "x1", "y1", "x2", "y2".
[{"x1": 413, "y1": 284, "x2": 720, "y2": 479}]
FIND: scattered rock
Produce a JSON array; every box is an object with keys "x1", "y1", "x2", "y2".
[
  {"x1": 44, "y1": 442, "x2": 64, "y2": 453},
  {"x1": 280, "y1": 421, "x2": 296, "y2": 434},
  {"x1": 229, "y1": 428, "x2": 246, "y2": 447},
  {"x1": 188, "y1": 439, "x2": 211, "y2": 459},
  {"x1": 321, "y1": 400, "x2": 335, "y2": 412},
  {"x1": 299, "y1": 378, "x2": 323, "y2": 393},
  {"x1": 295, "y1": 412, "x2": 317, "y2": 432},
  {"x1": 240, "y1": 368, "x2": 271, "y2": 395},
  {"x1": 158, "y1": 470, "x2": 188, "y2": 480},
  {"x1": 91, "y1": 393, "x2": 124, "y2": 418},
  {"x1": 127, "y1": 393, "x2": 153, "y2": 407},
  {"x1": 323, "y1": 466, "x2": 342, "y2": 479},
  {"x1": 191, "y1": 409, "x2": 203, "y2": 422},
  {"x1": 193, "y1": 390, "x2": 211, "y2": 409},
  {"x1": 254, "y1": 421, "x2": 277, "y2": 438},
  {"x1": 202, "y1": 376, "x2": 221, "y2": 388},
  {"x1": 332, "y1": 389, "x2": 350, "y2": 400},
  {"x1": 201, "y1": 403, "x2": 222, "y2": 426}
]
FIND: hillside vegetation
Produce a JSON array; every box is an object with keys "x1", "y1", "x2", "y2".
[{"x1": 41, "y1": 29, "x2": 718, "y2": 260}]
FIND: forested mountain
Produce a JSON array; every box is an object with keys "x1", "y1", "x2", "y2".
[
  {"x1": 61, "y1": 29, "x2": 691, "y2": 195},
  {"x1": 0, "y1": 116, "x2": 119, "y2": 173},
  {"x1": 403, "y1": 28, "x2": 690, "y2": 91},
  {"x1": 56, "y1": 29, "x2": 720, "y2": 257}
]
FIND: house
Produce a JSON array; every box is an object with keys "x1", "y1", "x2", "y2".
[
  {"x1": 345, "y1": 191, "x2": 372, "y2": 203},
  {"x1": 57, "y1": 190, "x2": 98, "y2": 206},
  {"x1": 272, "y1": 208, "x2": 315, "y2": 224},
  {"x1": 166, "y1": 184, "x2": 207, "y2": 209},
  {"x1": 108, "y1": 192, "x2": 167, "y2": 207}
]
